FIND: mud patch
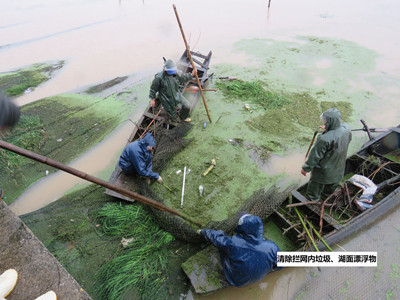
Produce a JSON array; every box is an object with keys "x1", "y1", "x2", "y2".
[{"x1": 85, "y1": 76, "x2": 128, "y2": 94}]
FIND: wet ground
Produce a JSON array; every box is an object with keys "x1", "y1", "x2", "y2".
[{"x1": 1, "y1": 0, "x2": 400, "y2": 299}]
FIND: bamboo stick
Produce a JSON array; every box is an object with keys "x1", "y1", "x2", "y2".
[
  {"x1": 181, "y1": 166, "x2": 187, "y2": 208},
  {"x1": 294, "y1": 207, "x2": 319, "y2": 252},
  {"x1": 173, "y1": 4, "x2": 212, "y2": 123},
  {"x1": 140, "y1": 108, "x2": 162, "y2": 139},
  {"x1": 305, "y1": 218, "x2": 333, "y2": 251}
]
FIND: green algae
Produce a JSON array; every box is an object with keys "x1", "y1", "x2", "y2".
[
  {"x1": 0, "y1": 93, "x2": 129, "y2": 203},
  {"x1": 21, "y1": 184, "x2": 200, "y2": 300},
  {"x1": 150, "y1": 76, "x2": 353, "y2": 226},
  {"x1": 20, "y1": 184, "x2": 115, "y2": 297},
  {"x1": 0, "y1": 61, "x2": 64, "y2": 96},
  {"x1": 263, "y1": 220, "x2": 298, "y2": 251},
  {"x1": 13, "y1": 36, "x2": 388, "y2": 298}
]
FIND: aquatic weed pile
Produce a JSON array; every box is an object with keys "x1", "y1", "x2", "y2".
[
  {"x1": 216, "y1": 80, "x2": 289, "y2": 109},
  {"x1": 94, "y1": 203, "x2": 175, "y2": 300}
]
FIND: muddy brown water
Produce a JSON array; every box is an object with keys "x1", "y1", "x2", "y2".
[{"x1": 1, "y1": 0, "x2": 400, "y2": 298}]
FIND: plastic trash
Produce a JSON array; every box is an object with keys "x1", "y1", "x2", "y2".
[
  {"x1": 244, "y1": 103, "x2": 253, "y2": 113},
  {"x1": 348, "y1": 174, "x2": 377, "y2": 211},
  {"x1": 176, "y1": 169, "x2": 182, "y2": 175},
  {"x1": 203, "y1": 122, "x2": 207, "y2": 129},
  {"x1": 199, "y1": 185, "x2": 204, "y2": 196},
  {"x1": 354, "y1": 200, "x2": 373, "y2": 211}
]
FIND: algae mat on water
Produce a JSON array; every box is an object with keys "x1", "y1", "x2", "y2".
[
  {"x1": 0, "y1": 61, "x2": 64, "y2": 96},
  {"x1": 0, "y1": 93, "x2": 129, "y2": 203},
  {"x1": 151, "y1": 79, "x2": 353, "y2": 226},
  {"x1": 149, "y1": 36, "x2": 389, "y2": 226}
]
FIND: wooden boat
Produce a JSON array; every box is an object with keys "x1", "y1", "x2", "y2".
[
  {"x1": 105, "y1": 49, "x2": 212, "y2": 200},
  {"x1": 182, "y1": 125, "x2": 400, "y2": 294}
]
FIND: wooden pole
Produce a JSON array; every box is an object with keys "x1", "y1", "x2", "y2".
[
  {"x1": 139, "y1": 108, "x2": 162, "y2": 139},
  {"x1": 305, "y1": 130, "x2": 318, "y2": 160},
  {"x1": 360, "y1": 119, "x2": 373, "y2": 141},
  {"x1": 172, "y1": 4, "x2": 212, "y2": 123},
  {"x1": 0, "y1": 140, "x2": 202, "y2": 227}
]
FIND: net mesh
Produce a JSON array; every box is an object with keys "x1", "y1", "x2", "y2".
[{"x1": 134, "y1": 122, "x2": 296, "y2": 243}]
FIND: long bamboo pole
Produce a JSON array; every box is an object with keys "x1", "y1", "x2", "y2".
[
  {"x1": 172, "y1": 4, "x2": 212, "y2": 123},
  {"x1": 0, "y1": 140, "x2": 202, "y2": 227}
]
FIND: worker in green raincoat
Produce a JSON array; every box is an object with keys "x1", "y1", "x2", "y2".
[
  {"x1": 301, "y1": 108, "x2": 352, "y2": 201},
  {"x1": 149, "y1": 59, "x2": 196, "y2": 125}
]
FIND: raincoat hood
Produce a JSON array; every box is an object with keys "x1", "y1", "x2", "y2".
[
  {"x1": 234, "y1": 214, "x2": 264, "y2": 242},
  {"x1": 118, "y1": 132, "x2": 159, "y2": 179},
  {"x1": 323, "y1": 108, "x2": 342, "y2": 131},
  {"x1": 200, "y1": 214, "x2": 281, "y2": 287},
  {"x1": 139, "y1": 133, "x2": 156, "y2": 150}
]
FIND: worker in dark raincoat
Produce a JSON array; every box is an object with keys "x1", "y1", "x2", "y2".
[
  {"x1": 149, "y1": 59, "x2": 196, "y2": 125},
  {"x1": 0, "y1": 93, "x2": 20, "y2": 199},
  {"x1": 118, "y1": 133, "x2": 163, "y2": 184},
  {"x1": 0, "y1": 93, "x2": 20, "y2": 133},
  {"x1": 198, "y1": 214, "x2": 281, "y2": 287},
  {"x1": 301, "y1": 108, "x2": 352, "y2": 201}
]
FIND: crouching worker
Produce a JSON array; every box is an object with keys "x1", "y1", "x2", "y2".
[
  {"x1": 198, "y1": 214, "x2": 281, "y2": 287},
  {"x1": 118, "y1": 133, "x2": 163, "y2": 184}
]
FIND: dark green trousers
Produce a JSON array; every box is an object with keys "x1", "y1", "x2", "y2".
[{"x1": 306, "y1": 180, "x2": 338, "y2": 202}]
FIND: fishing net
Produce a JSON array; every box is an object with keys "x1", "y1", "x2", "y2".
[{"x1": 132, "y1": 122, "x2": 296, "y2": 243}]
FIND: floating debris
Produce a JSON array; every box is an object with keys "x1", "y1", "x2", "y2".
[
  {"x1": 244, "y1": 103, "x2": 253, "y2": 113},
  {"x1": 121, "y1": 237, "x2": 135, "y2": 248},
  {"x1": 199, "y1": 185, "x2": 204, "y2": 196}
]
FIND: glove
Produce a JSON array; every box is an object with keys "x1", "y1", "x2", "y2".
[{"x1": 157, "y1": 176, "x2": 163, "y2": 184}]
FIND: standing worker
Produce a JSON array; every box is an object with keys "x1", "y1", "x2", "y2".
[
  {"x1": 0, "y1": 93, "x2": 20, "y2": 134},
  {"x1": 301, "y1": 108, "x2": 352, "y2": 201},
  {"x1": 149, "y1": 59, "x2": 196, "y2": 126},
  {"x1": 0, "y1": 93, "x2": 20, "y2": 199},
  {"x1": 118, "y1": 133, "x2": 163, "y2": 185},
  {"x1": 198, "y1": 214, "x2": 281, "y2": 287}
]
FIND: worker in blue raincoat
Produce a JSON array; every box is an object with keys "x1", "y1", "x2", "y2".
[
  {"x1": 118, "y1": 133, "x2": 163, "y2": 184},
  {"x1": 198, "y1": 214, "x2": 281, "y2": 287}
]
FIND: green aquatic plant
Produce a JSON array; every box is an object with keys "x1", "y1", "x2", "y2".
[
  {"x1": 95, "y1": 203, "x2": 175, "y2": 300},
  {"x1": 216, "y1": 80, "x2": 289, "y2": 109}
]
